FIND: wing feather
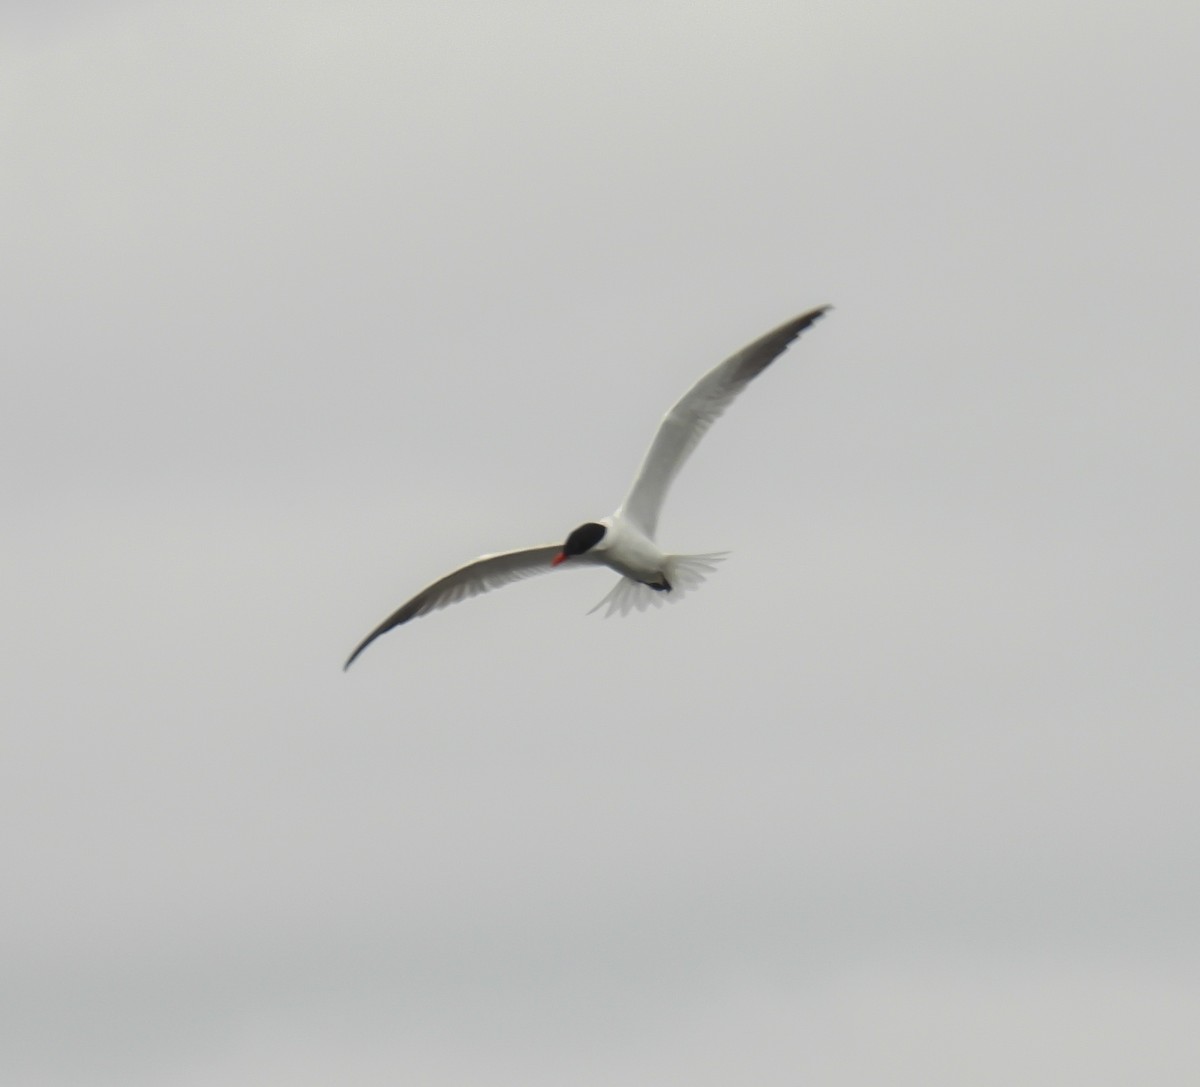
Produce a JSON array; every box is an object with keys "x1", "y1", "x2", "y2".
[
  {"x1": 618, "y1": 306, "x2": 831, "y2": 537},
  {"x1": 344, "y1": 544, "x2": 564, "y2": 668}
]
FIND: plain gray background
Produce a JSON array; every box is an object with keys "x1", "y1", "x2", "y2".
[{"x1": 5, "y1": 2, "x2": 1198, "y2": 1083}]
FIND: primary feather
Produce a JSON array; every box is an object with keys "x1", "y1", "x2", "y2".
[
  {"x1": 618, "y1": 306, "x2": 830, "y2": 537},
  {"x1": 344, "y1": 545, "x2": 566, "y2": 668}
]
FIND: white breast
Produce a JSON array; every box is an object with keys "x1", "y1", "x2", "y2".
[{"x1": 596, "y1": 516, "x2": 669, "y2": 582}]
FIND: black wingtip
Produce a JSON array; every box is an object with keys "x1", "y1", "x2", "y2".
[
  {"x1": 764, "y1": 305, "x2": 831, "y2": 356},
  {"x1": 343, "y1": 607, "x2": 413, "y2": 671},
  {"x1": 343, "y1": 639, "x2": 371, "y2": 672}
]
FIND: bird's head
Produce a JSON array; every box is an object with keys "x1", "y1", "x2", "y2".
[{"x1": 551, "y1": 521, "x2": 607, "y2": 566}]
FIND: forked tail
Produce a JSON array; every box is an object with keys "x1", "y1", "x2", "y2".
[{"x1": 587, "y1": 552, "x2": 730, "y2": 618}]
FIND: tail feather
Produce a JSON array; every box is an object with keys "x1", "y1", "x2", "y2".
[{"x1": 588, "y1": 552, "x2": 729, "y2": 618}]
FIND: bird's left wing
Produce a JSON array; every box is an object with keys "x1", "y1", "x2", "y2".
[
  {"x1": 344, "y1": 544, "x2": 566, "y2": 668},
  {"x1": 617, "y1": 306, "x2": 831, "y2": 538}
]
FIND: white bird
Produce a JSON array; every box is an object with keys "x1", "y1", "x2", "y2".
[{"x1": 344, "y1": 306, "x2": 831, "y2": 668}]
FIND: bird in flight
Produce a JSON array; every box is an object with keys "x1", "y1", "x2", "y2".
[{"x1": 345, "y1": 306, "x2": 831, "y2": 668}]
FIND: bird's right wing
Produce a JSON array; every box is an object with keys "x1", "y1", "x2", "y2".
[
  {"x1": 344, "y1": 544, "x2": 567, "y2": 668},
  {"x1": 618, "y1": 306, "x2": 831, "y2": 538}
]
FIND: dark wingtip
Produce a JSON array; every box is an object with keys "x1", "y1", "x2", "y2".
[
  {"x1": 343, "y1": 633, "x2": 376, "y2": 671},
  {"x1": 343, "y1": 605, "x2": 418, "y2": 671},
  {"x1": 766, "y1": 305, "x2": 831, "y2": 356}
]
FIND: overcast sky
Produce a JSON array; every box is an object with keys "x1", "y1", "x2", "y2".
[{"x1": 5, "y1": 2, "x2": 1199, "y2": 1084}]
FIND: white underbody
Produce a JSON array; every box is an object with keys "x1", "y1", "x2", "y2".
[
  {"x1": 568, "y1": 515, "x2": 728, "y2": 618},
  {"x1": 587, "y1": 516, "x2": 669, "y2": 583}
]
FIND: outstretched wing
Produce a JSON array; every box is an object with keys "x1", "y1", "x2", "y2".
[
  {"x1": 344, "y1": 544, "x2": 564, "y2": 668},
  {"x1": 618, "y1": 306, "x2": 831, "y2": 538}
]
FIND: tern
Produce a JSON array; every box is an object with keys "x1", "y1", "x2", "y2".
[{"x1": 345, "y1": 305, "x2": 830, "y2": 668}]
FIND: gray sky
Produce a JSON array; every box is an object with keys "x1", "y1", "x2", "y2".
[{"x1": 5, "y1": 1, "x2": 1199, "y2": 1083}]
